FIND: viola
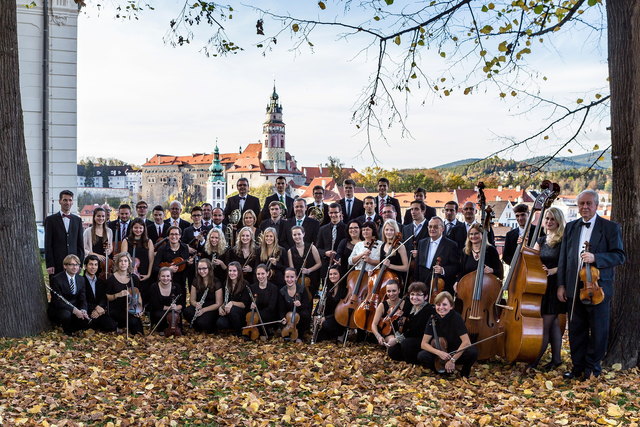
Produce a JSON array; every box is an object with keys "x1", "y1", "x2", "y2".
[
  {"x1": 579, "y1": 241, "x2": 604, "y2": 305},
  {"x1": 428, "y1": 257, "x2": 445, "y2": 304},
  {"x1": 281, "y1": 293, "x2": 300, "y2": 341},
  {"x1": 429, "y1": 315, "x2": 449, "y2": 374},
  {"x1": 159, "y1": 257, "x2": 192, "y2": 273},
  {"x1": 243, "y1": 293, "x2": 263, "y2": 341},
  {"x1": 164, "y1": 308, "x2": 182, "y2": 337}
]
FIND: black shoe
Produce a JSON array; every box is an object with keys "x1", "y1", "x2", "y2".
[
  {"x1": 563, "y1": 370, "x2": 582, "y2": 380},
  {"x1": 542, "y1": 361, "x2": 562, "y2": 371}
]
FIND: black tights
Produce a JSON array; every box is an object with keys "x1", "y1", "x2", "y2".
[{"x1": 532, "y1": 314, "x2": 563, "y2": 366}]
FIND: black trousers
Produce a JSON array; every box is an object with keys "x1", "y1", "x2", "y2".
[
  {"x1": 110, "y1": 311, "x2": 144, "y2": 335},
  {"x1": 216, "y1": 306, "x2": 246, "y2": 334},
  {"x1": 417, "y1": 347, "x2": 478, "y2": 377},
  {"x1": 183, "y1": 306, "x2": 218, "y2": 333},
  {"x1": 567, "y1": 296, "x2": 611, "y2": 376},
  {"x1": 315, "y1": 316, "x2": 345, "y2": 342},
  {"x1": 89, "y1": 312, "x2": 117, "y2": 332},
  {"x1": 388, "y1": 336, "x2": 422, "y2": 364},
  {"x1": 48, "y1": 307, "x2": 89, "y2": 335}
]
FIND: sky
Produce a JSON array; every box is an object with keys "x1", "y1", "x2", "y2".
[{"x1": 76, "y1": 1, "x2": 610, "y2": 170}]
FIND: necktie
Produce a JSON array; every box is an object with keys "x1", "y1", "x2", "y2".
[
  {"x1": 379, "y1": 198, "x2": 385, "y2": 215},
  {"x1": 445, "y1": 222, "x2": 452, "y2": 235},
  {"x1": 331, "y1": 224, "x2": 337, "y2": 245},
  {"x1": 580, "y1": 221, "x2": 591, "y2": 228},
  {"x1": 121, "y1": 223, "x2": 127, "y2": 238},
  {"x1": 174, "y1": 219, "x2": 179, "y2": 227},
  {"x1": 297, "y1": 219, "x2": 302, "y2": 227},
  {"x1": 279, "y1": 195, "x2": 284, "y2": 203},
  {"x1": 62, "y1": 213, "x2": 71, "y2": 219},
  {"x1": 367, "y1": 216, "x2": 372, "y2": 222},
  {"x1": 239, "y1": 197, "x2": 246, "y2": 200},
  {"x1": 346, "y1": 199, "x2": 352, "y2": 217},
  {"x1": 69, "y1": 277, "x2": 76, "y2": 294},
  {"x1": 414, "y1": 223, "x2": 422, "y2": 236},
  {"x1": 157, "y1": 225, "x2": 162, "y2": 235}
]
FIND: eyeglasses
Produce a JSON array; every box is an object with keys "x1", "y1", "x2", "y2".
[
  {"x1": 348, "y1": 227, "x2": 360, "y2": 230},
  {"x1": 65, "y1": 263, "x2": 80, "y2": 267},
  {"x1": 192, "y1": 214, "x2": 202, "y2": 217},
  {"x1": 197, "y1": 267, "x2": 209, "y2": 271}
]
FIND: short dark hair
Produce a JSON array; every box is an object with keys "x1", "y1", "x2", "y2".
[
  {"x1": 414, "y1": 187, "x2": 426, "y2": 195},
  {"x1": 237, "y1": 177, "x2": 249, "y2": 185},
  {"x1": 313, "y1": 185, "x2": 324, "y2": 193},
  {"x1": 153, "y1": 205, "x2": 164, "y2": 212},
  {"x1": 191, "y1": 206, "x2": 202, "y2": 214},
  {"x1": 84, "y1": 254, "x2": 100, "y2": 266},
  {"x1": 408, "y1": 281, "x2": 428, "y2": 295},
  {"x1": 328, "y1": 202, "x2": 341, "y2": 212},
  {"x1": 513, "y1": 203, "x2": 529, "y2": 214},
  {"x1": 361, "y1": 221, "x2": 379, "y2": 239},
  {"x1": 59, "y1": 190, "x2": 74, "y2": 199},
  {"x1": 410, "y1": 200, "x2": 426, "y2": 212},
  {"x1": 445, "y1": 201, "x2": 459, "y2": 210},
  {"x1": 343, "y1": 179, "x2": 356, "y2": 187},
  {"x1": 377, "y1": 177, "x2": 390, "y2": 186},
  {"x1": 293, "y1": 197, "x2": 306, "y2": 207},
  {"x1": 276, "y1": 176, "x2": 286, "y2": 182},
  {"x1": 136, "y1": 200, "x2": 148, "y2": 208},
  {"x1": 118, "y1": 204, "x2": 131, "y2": 211},
  {"x1": 268, "y1": 201, "x2": 282, "y2": 209},
  {"x1": 363, "y1": 195, "x2": 375, "y2": 203},
  {"x1": 201, "y1": 202, "x2": 213, "y2": 209}
]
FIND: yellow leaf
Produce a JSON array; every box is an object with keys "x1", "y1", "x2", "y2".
[
  {"x1": 607, "y1": 404, "x2": 623, "y2": 417},
  {"x1": 318, "y1": 1, "x2": 326, "y2": 10},
  {"x1": 282, "y1": 414, "x2": 291, "y2": 423},
  {"x1": 248, "y1": 401, "x2": 260, "y2": 413},
  {"x1": 577, "y1": 98, "x2": 584, "y2": 104},
  {"x1": 366, "y1": 403, "x2": 374, "y2": 415},
  {"x1": 523, "y1": 389, "x2": 533, "y2": 396},
  {"x1": 612, "y1": 363, "x2": 622, "y2": 371},
  {"x1": 555, "y1": 418, "x2": 569, "y2": 425},
  {"x1": 479, "y1": 414, "x2": 491, "y2": 426},
  {"x1": 28, "y1": 405, "x2": 42, "y2": 414},
  {"x1": 394, "y1": 35, "x2": 401, "y2": 45},
  {"x1": 545, "y1": 380, "x2": 553, "y2": 390},
  {"x1": 597, "y1": 417, "x2": 619, "y2": 425},
  {"x1": 145, "y1": 383, "x2": 154, "y2": 390},
  {"x1": 292, "y1": 23, "x2": 299, "y2": 32}
]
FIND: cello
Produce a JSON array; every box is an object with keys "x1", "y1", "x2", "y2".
[
  {"x1": 353, "y1": 233, "x2": 403, "y2": 332},
  {"x1": 456, "y1": 182, "x2": 503, "y2": 360},
  {"x1": 334, "y1": 240, "x2": 377, "y2": 329},
  {"x1": 497, "y1": 181, "x2": 559, "y2": 362}
]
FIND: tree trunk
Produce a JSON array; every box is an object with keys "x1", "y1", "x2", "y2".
[
  {"x1": 605, "y1": 0, "x2": 640, "y2": 369},
  {"x1": 0, "y1": 2, "x2": 50, "y2": 336}
]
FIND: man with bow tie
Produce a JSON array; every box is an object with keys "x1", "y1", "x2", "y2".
[
  {"x1": 44, "y1": 190, "x2": 85, "y2": 276},
  {"x1": 557, "y1": 189, "x2": 625, "y2": 381},
  {"x1": 223, "y1": 177, "x2": 261, "y2": 227}
]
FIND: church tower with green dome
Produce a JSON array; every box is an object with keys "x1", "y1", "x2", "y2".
[{"x1": 206, "y1": 143, "x2": 226, "y2": 208}]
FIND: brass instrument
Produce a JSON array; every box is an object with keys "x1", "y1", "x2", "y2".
[
  {"x1": 307, "y1": 205, "x2": 324, "y2": 224},
  {"x1": 226, "y1": 208, "x2": 242, "y2": 246},
  {"x1": 276, "y1": 201, "x2": 288, "y2": 219}
]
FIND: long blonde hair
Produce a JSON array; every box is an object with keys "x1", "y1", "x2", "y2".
[
  {"x1": 463, "y1": 223, "x2": 484, "y2": 256},
  {"x1": 544, "y1": 207, "x2": 566, "y2": 248},
  {"x1": 259, "y1": 227, "x2": 281, "y2": 262},
  {"x1": 205, "y1": 228, "x2": 227, "y2": 255},
  {"x1": 234, "y1": 226, "x2": 257, "y2": 258}
]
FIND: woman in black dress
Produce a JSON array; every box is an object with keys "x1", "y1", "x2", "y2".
[
  {"x1": 258, "y1": 227, "x2": 286, "y2": 289},
  {"x1": 387, "y1": 281, "x2": 435, "y2": 363},
  {"x1": 203, "y1": 228, "x2": 228, "y2": 283},
  {"x1": 418, "y1": 291, "x2": 478, "y2": 378},
  {"x1": 278, "y1": 267, "x2": 312, "y2": 342},
  {"x1": 105, "y1": 252, "x2": 144, "y2": 335},
  {"x1": 147, "y1": 267, "x2": 185, "y2": 334},
  {"x1": 152, "y1": 226, "x2": 192, "y2": 298},
  {"x1": 226, "y1": 227, "x2": 258, "y2": 284},
  {"x1": 312, "y1": 265, "x2": 346, "y2": 342},
  {"x1": 287, "y1": 226, "x2": 322, "y2": 300},
  {"x1": 183, "y1": 259, "x2": 223, "y2": 333},
  {"x1": 216, "y1": 261, "x2": 250, "y2": 334},
  {"x1": 247, "y1": 264, "x2": 280, "y2": 337},
  {"x1": 379, "y1": 219, "x2": 409, "y2": 287},
  {"x1": 121, "y1": 218, "x2": 154, "y2": 302},
  {"x1": 457, "y1": 223, "x2": 504, "y2": 282},
  {"x1": 83, "y1": 207, "x2": 112, "y2": 273},
  {"x1": 371, "y1": 280, "x2": 404, "y2": 347},
  {"x1": 335, "y1": 220, "x2": 363, "y2": 277},
  {"x1": 528, "y1": 207, "x2": 567, "y2": 370}
]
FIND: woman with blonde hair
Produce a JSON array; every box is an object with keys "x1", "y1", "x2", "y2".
[
  {"x1": 226, "y1": 226, "x2": 258, "y2": 283},
  {"x1": 242, "y1": 209, "x2": 258, "y2": 237},
  {"x1": 203, "y1": 227, "x2": 228, "y2": 282},
  {"x1": 258, "y1": 227, "x2": 286, "y2": 288}
]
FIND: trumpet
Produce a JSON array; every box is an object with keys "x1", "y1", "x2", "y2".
[{"x1": 307, "y1": 205, "x2": 324, "y2": 224}]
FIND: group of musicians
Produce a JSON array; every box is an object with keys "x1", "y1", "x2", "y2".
[{"x1": 45, "y1": 178, "x2": 625, "y2": 379}]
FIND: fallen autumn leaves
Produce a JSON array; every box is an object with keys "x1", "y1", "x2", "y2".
[{"x1": 0, "y1": 331, "x2": 638, "y2": 425}]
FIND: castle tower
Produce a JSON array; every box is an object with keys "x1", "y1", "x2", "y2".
[
  {"x1": 261, "y1": 85, "x2": 286, "y2": 171},
  {"x1": 206, "y1": 144, "x2": 226, "y2": 208}
]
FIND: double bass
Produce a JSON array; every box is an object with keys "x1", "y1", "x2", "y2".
[
  {"x1": 497, "y1": 181, "x2": 560, "y2": 362},
  {"x1": 456, "y1": 182, "x2": 503, "y2": 360}
]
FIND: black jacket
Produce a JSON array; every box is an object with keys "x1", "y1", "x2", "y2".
[
  {"x1": 44, "y1": 212, "x2": 85, "y2": 274},
  {"x1": 338, "y1": 197, "x2": 365, "y2": 223},
  {"x1": 49, "y1": 272, "x2": 88, "y2": 312},
  {"x1": 224, "y1": 194, "x2": 261, "y2": 225},
  {"x1": 374, "y1": 195, "x2": 402, "y2": 223},
  {"x1": 416, "y1": 236, "x2": 460, "y2": 292}
]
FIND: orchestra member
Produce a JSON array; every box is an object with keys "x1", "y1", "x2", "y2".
[
  {"x1": 83, "y1": 207, "x2": 113, "y2": 266},
  {"x1": 182, "y1": 206, "x2": 210, "y2": 259},
  {"x1": 503, "y1": 203, "x2": 537, "y2": 265},
  {"x1": 371, "y1": 280, "x2": 404, "y2": 347},
  {"x1": 183, "y1": 259, "x2": 223, "y2": 333},
  {"x1": 135, "y1": 200, "x2": 154, "y2": 228},
  {"x1": 164, "y1": 200, "x2": 191, "y2": 231},
  {"x1": 152, "y1": 226, "x2": 192, "y2": 297},
  {"x1": 258, "y1": 227, "x2": 286, "y2": 288},
  {"x1": 242, "y1": 210, "x2": 258, "y2": 237},
  {"x1": 348, "y1": 221, "x2": 382, "y2": 272},
  {"x1": 248, "y1": 264, "x2": 280, "y2": 337},
  {"x1": 201, "y1": 203, "x2": 213, "y2": 227},
  {"x1": 120, "y1": 218, "x2": 155, "y2": 301},
  {"x1": 403, "y1": 188, "x2": 436, "y2": 225},
  {"x1": 106, "y1": 252, "x2": 144, "y2": 335},
  {"x1": 308, "y1": 185, "x2": 330, "y2": 226},
  {"x1": 312, "y1": 265, "x2": 346, "y2": 342},
  {"x1": 210, "y1": 208, "x2": 227, "y2": 236},
  {"x1": 356, "y1": 196, "x2": 382, "y2": 227},
  {"x1": 527, "y1": 207, "x2": 566, "y2": 371},
  {"x1": 82, "y1": 255, "x2": 117, "y2": 332},
  {"x1": 456, "y1": 223, "x2": 504, "y2": 285},
  {"x1": 461, "y1": 201, "x2": 495, "y2": 246},
  {"x1": 203, "y1": 228, "x2": 228, "y2": 283},
  {"x1": 147, "y1": 205, "x2": 167, "y2": 244},
  {"x1": 224, "y1": 177, "x2": 261, "y2": 226},
  {"x1": 375, "y1": 177, "x2": 402, "y2": 223},
  {"x1": 335, "y1": 220, "x2": 363, "y2": 277},
  {"x1": 416, "y1": 217, "x2": 460, "y2": 295},
  {"x1": 259, "y1": 201, "x2": 290, "y2": 249},
  {"x1": 557, "y1": 190, "x2": 625, "y2": 381},
  {"x1": 279, "y1": 267, "x2": 312, "y2": 342},
  {"x1": 387, "y1": 281, "x2": 434, "y2": 363},
  {"x1": 379, "y1": 205, "x2": 398, "y2": 236},
  {"x1": 227, "y1": 226, "x2": 258, "y2": 283},
  {"x1": 260, "y1": 176, "x2": 294, "y2": 223},
  {"x1": 108, "y1": 204, "x2": 132, "y2": 243},
  {"x1": 316, "y1": 203, "x2": 347, "y2": 278},
  {"x1": 380, "y1": 219, "x2": 409, "y2": 281},
  {"x1": 443, "y1": 201, "x2": 467, "y2": 254},
  {"x1": 287, "y1": 225, "x2": 322, "y2": 299},
  {"x1": 339, "y1": 179, "x2": 364, "y2": 223},
  {"x1": 45, "y1": 190, "x2": 84, "y2": 275},
  {"x1": 47, "y1": 254, "x2": 90, "y2": 335},
  {"x1": 402, "y1": 200, "x2": 430, "y2": 284},
  {"x1": 217, "y1": 261, "x2": 250, "y2": 335},
  {"x1": 286, "y1": 198, "x2": 320, "y2": 247},
  {"x1": 418, "y1": 291, "x2": 477, "y2": 377},
  {"x1": 147, "y1": 267, "x2": 185, "y2": 334}
]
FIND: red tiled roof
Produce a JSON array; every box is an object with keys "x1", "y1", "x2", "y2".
[
  {"x1": 455, "y1": 188, "x2": 533, "y2": 205},
  {"x1": 143, "y1": 143, "x2": 265, "y2": 167}
]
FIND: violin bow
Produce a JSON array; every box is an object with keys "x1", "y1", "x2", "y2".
[
  {"x1": 569, "y1": 241, "x2": 588, "y2": 322},
  {"x1": 148, "y1": 294, "x2": 183, "y2": 336},
  {"x1": 370, "y1": 236, "x2": 413, "y2": 271},
  {"x1": 241, "y1": 320, "x2": 283, "y2": 329},
  {"x1": 249, "y1": 292, "x2": 269, "y2": 338},
  {"x1": 448, "y1": 332, "x2": 505, "y2": 356}
]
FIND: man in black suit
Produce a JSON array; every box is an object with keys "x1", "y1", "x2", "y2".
[
  {"x1": 107, "y1": 204, "x2": 133, "y2": 244},
  {"x1": 259, "y1": 201, "x2": 290, "y2": 249},
  {"x1": 260, "y1": 176, "x2": 294, "y2": 223},
  {"x1": 47, "y1": 255, "x2": 90, "y2": 335},
  {"x1": 502, "y1": 203, "x2": 536, "y2": 265},
  {"x1": 316, "y1": 203, "x2": 347, "y2": 276},
  {"x1": 286, "y1": 198, "x2": 320, "y2": 248},
  {"x1": 416, "y1": 217, "x2": 460, "y2": 295},
  {"x1": 44, "y1": 190, "x2": 85, "y2": 275},
  {"x1": 557, "y1": 190, "x2": 625, "y2": 381},
  {"x1": 147, "y1": 205, "x2": 168, "y2": 244},
  {"x1": 402, "y1": 200, "x2": 430, "y2": 285},
  {"x1": 443, "y1": 201, "x2": 467, "y2": 254},
  {"x1": 164, "y1": 200, "x2": 191, "y2": 231},
  {"x1": 356, "y1": 196, "x2": 382, "y2": 227},
  {"x1": 224, "y1": 177, "x2": 261, "y2": 227},
  {"x1": 339, "y1": 179, "x2": 364, "y2": 223},
  {"x1": 461, "y1": 201, "x2": 495, "y2": 246},
  {"x1": 403, "y1": 187, "x2": 437, "y2": 225},
  {"x1": 201, "y1": 203, "x2": 214, "y2": 228},
  {"x1": 82, "y1": 255, "x2": 117, "y2": 332},
  {"x1": 308, "y1": 185, "x2": 330, "y2": 226},
  {"x1": 209, "y1": 207, "x2": 228, "y2": 236},
  {"x1": 182, "y1": 206, "x2": 211, "y2": 257},
  {"x1": 135, "y1": 200, "x2": 154, "y2": 228},
  {"x1": 374, "y1": 177, "x2": 402, "y2": 223}
]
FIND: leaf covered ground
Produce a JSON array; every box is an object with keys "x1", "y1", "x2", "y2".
[{"x1": 0, "y1": 331, "x2": 638, "y2": 426}]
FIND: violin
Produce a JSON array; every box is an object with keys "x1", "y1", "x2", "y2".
[
  {"x1": 159, "y1": 257, "x2": 192, "y2": 273},
  {"x1": 127, "y1": 282, "x2": 143, "y2": 316},
  {"x1": 165, "y1": 308, "x2": 182, "y2": 337},
  {"x1": 378, "y1": 299, "x2": 404, "y2": 336},
  {"x1": 428, "y1": 257, "x2": 445, "y2": 304},
  {"x1": 281, "y1": 293, "x2": 300, "y2": 341},
  {"x1": 154, "y1": 237, "x2": 169, "y2": 251},
  {"x1": 579, "y1": 241, "x2": 604, "y2": 305},
  {"x1": 429, "y1": 315, "x2": 449, "y2": 374},
  {"x1": 243, "y1": 293, "x2": 262, "y2": 341}
]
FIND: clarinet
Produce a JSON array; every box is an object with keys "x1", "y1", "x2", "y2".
[
  {"x1": 190, "y1": 288, "x2": 209, "y2": 328},
  {"x1": 311, "y1": 289, "x2": 328, "y2": 345},
  {"x1": 45, "y1": 284, "x2": 91, "y2": 324}
]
